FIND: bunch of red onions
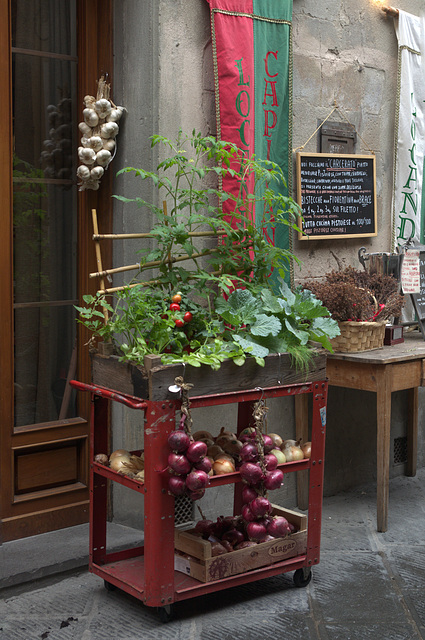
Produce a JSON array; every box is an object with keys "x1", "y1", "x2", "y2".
[
  {"x1": 238, "y1": 426, "x2": 288, "y2": 541},
  {"x1": 167, "y1": 429, "x2": 211, "y2": 501}
]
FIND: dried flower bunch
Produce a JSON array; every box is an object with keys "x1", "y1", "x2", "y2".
[{"x1": 303, "y1": 266, "x2": 404, "y2": 323}]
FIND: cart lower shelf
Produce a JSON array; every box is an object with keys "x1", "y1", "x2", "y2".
[{"x1": 92, "y1": 549, "x2": 310, "y2": 603}]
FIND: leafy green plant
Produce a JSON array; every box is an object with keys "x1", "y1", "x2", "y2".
[
  {"x1": 77, "y1": 131, "x2": 340, "y2": 370},
  {"x1": 113, "y1": 130, "x2": 301, "y2": 288}
]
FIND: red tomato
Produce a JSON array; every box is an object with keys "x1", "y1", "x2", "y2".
[
  {"x1": 174, "y1": 318, "x2": 185, "y2": 328},
  {"x1": 183, "y1": 311, "x2": 193, "y2": 323},
  {"x1": 170, "y1": 303, "x2": 180, "y2": 311},
  {"x1": 172, "y1": 294, "x2": 182, "y2": 303}
]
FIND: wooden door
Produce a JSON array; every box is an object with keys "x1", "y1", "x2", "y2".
[{"x1": 0, "y1": 0, "x2": 112, "y2": 542}]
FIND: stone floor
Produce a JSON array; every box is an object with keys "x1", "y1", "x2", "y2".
[{"x1": 0, "y1": 469, "x2": 424, "y2": 639}]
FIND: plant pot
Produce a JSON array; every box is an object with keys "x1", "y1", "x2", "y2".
[{"x1": 91, "y1": 350, "x2": 327, "y2": 401}]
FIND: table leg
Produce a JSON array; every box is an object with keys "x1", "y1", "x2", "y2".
[
  {"x1": 406, "y1": 387, "x2": 418, "y2": 477},
  {"x1": 376, "y1": 367, "x2": 392, "y2": 533},
  {"x1": 295, "y1": 394, "x2": 309, "y2": 511}
]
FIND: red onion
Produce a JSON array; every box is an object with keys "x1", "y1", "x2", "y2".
[
  {"x1": 235, "y1": 540, "x2": 258, "y2": 550},
  {"x1": 186, "y1": 441, "x2": 208, "y2": 463},
  {"x1": 241, "y1": 485, "x2": 258, "y2": 504},
  {"x1": 240, "y1": 442, "x2": 259, "y2": 463},
  {"x1": 168, "y1": 452, "x2": 191, "y2": 475},
  {"x1": 241, "y1": 503, "x2": 255, "y2": 522},
  {"x1": 263, "y1": 468, "x2": 284, "y2": 490},
  {"x1": 168, "y1": 475, "x2": 186, "y2": 496},
  {"x1": 262, "y1": 434, "x2": 274, "y2": 453},
  {"x1": 264, "y1": 453, "x2": 278, "y2": 470},
  {"x1": 167, "y1": 430, "x2": 191, "y2": 453},
  {"x1": 221, "y1": 515, "x2": 237, "y2": 531},
  {"x1": 239, "y1": 462, "x2": 264, "y2": 486},
  {"x1": 188, "y1": 488, "x2": 205, "y2": 501},
  {"x1": 222, "y1": 528, "x2": 245, "y2": 547},
  {"x1": 195, "y1": 456, "x2": 212, "y2": 474},
  {"x1": 194, "y1": 518, "x2": 214, "y2": 537},
  {"x1": 267, "y1": 516, "x2": 291, "y2": 538},
  {"x1": 240, "y1": 431, "x2": 256, "y2": 443},
  {"x1": 246, "y1": 520, "x2": 268, "y2": 541},
  {"x1": 250, "y1": 496, "x2": 272, "y2": 518},
  {"x1": 185, "y1": 469, "x2": 209, "y2": 491}
]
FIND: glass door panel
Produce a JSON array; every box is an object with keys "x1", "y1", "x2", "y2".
[{"x1": 12, "y1": 0, "x2": 78, "y2": 427}]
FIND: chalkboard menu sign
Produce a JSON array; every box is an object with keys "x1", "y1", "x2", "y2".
[{"x1": 296, "y1": 152, "x2": 377, "y2": 240}]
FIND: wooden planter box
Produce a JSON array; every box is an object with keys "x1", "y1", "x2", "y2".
[
  {"x1": 91, "y1": 349, "x2": 327, "y2": 401},
  {"x1": 174, "y1": 506, "x2": 307, "y2": 583}
]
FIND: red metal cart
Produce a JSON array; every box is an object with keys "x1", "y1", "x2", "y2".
[{"x1": 71, "y1": 378, "x2": 328, "y2": 622}]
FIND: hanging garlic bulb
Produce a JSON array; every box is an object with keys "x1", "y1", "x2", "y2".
[
  {"x1": 96, "y1": 149, "x2": 112, "y2": 167},
  {"x1": 84, "y1": 95, "x2": 96, "y2": 108},
  {"x1": 102, "y1": 139, "x2": 116, "y2": 153},
  {"x1": 100, "y1": 122, "x2": 119, "y2": 139},
  {"x1": 76, "y1": 77, "x2": 125, "y2": 189},
  {"x1": 94, "y1": 98, "x2": 112, "y2": 119},
  {"x1": 107, "y1": 106, "x2": 124, "y2": 123},
  {"x1": 81, "y1": 178, "x2": 100, "y2": 191},
  {"x1": 77, "y1": 165, "x2": 91, "y2": 180},
  {"x1": 78, "y1": 146, "x2": 96, "y2": 165},
  {"x1": 83, "y1": 108, "x2": 99, "y2": 127},
  {"x1": 86, "y1": 136, "x2": 103, "y2": 152},
  {"x1": 78, "y1": 121, "x2": 92, "y2": 136},
  {"x1": 90, "y1": 166, "x2": 104, "y2": 180}
]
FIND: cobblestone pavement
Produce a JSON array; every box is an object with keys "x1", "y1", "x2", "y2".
[{"x1": 1, "y1": 471, "x2": 424, "y2": 640}]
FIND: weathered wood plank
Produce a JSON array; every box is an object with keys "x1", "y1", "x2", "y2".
[
  {"x1": 148, "y1": 352, "x2": 326, "y2": 401},
  {"x1": 91, "y1": 354, "x2": 149, "y2": 399}
]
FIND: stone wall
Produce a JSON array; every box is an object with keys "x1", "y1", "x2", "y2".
[{"x1": 109, "y1": 0, "x2": 425, "y2": 528}]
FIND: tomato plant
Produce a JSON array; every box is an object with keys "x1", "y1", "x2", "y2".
[{"x1": 77, "y1": 131, "x2": 340, "y2": 371}]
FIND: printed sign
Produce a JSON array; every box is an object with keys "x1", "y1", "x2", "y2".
[{"x1": 401, "y1": 250, "x2": 421, "y2": 293}]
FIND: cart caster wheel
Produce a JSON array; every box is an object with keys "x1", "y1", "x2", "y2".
[
  {"x1": 293, "y1": 568, "x2": 312, "y2": 588},
  {"x1": 104, "y1": 580, "x2": 118, "y2": 592},
  {"x1": 157, "y1": 604, "x2": 175, "y2": 623}
]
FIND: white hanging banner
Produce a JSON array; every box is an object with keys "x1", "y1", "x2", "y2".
[{"x1": 392, "y1": 11, "x2": 425, "y2": 250}]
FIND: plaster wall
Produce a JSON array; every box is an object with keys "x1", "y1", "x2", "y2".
[{"x1": 108, "y1": 0, "x2": 425, "y2": 529}]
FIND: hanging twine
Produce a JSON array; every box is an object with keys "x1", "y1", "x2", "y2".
[
  {"x1": 252, "y1": 399, "x2": 268, "y2": 483},
  {"x1": 174, "y1": 376, "x2": 194, "y2": 433},
  {"x1": 293, "y1": 101, "x2": 375, "y2": 156}
]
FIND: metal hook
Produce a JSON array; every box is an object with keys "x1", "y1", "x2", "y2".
[{"x1": 255, "y1": 386, "x2": 265, "y2": 402}]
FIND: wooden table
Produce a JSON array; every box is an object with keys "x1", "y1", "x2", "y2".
[{"x1": 296, "y1": 331, "x2": 425, "y2": 532}]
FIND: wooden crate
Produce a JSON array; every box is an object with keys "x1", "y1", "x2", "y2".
[
  {"x1": 91, "y1": 350, "x2": 326, "y2": 401},
  {"x1": 174, "y1": 506, "x2": 307, "y2": 583}
]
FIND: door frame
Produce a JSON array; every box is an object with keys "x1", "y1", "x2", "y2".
[{"x1": 0, "y1": 0, "x2": 113, "y2": 542}]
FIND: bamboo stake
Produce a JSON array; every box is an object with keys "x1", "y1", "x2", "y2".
[
  {"x1": 163, "y1": 200, "x2": 172, "y2": 267},
  {"x1": 89, "y1": 247, "x2": 219, "y2": 279},
  {"x1": 98, "y1": 271, "x2": 222, "y2": 295},
  {"x1": 91, "y1": 208, "x2": 109, "y2": 326},
  {"x1": 93, "y1": 230, "x2": 226, "y2": 240}
]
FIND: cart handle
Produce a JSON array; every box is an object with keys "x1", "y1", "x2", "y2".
[{"x1": 70, "y1": 380, "x2": 148, "y2": 410}]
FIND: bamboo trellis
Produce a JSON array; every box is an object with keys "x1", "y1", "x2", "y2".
[{"x1": 90, "y1": 202, "x2": 225, "y2": 295}]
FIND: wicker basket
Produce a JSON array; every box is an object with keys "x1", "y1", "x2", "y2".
[{"x1": 330, "y1": 321, "x2": 386, "y2": 353}]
